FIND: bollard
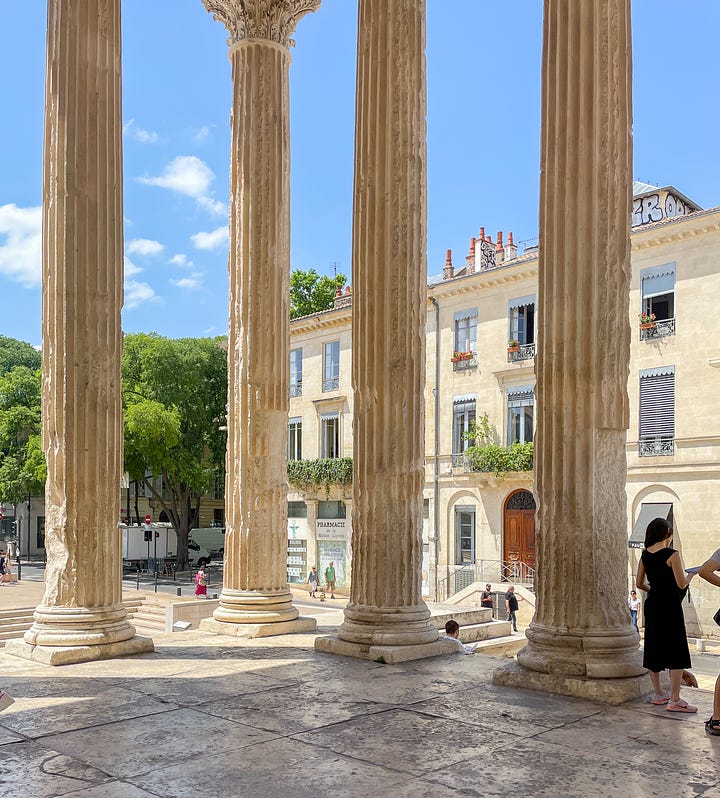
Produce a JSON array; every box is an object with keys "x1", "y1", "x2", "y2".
[
  {"x1": 697, "y1": 639, "x2": 706, "y2": 653},
  {"x1": 136, "y1": 568, "x2": 141, "y2": 591},
  {"x1": 154, "y1": 566, "x2": 159, "y2": 593},
  {"x1": 176, "y1": 587, "x2": 182, "y2": 597}
]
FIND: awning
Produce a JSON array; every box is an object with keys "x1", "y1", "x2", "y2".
[{"x1": 628, "y1": 503, "x2": 673, "y2": 549}]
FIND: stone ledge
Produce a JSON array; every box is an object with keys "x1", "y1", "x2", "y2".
[
  {"x1": 492, "y1": 659, "x2": 649, "y2": 705},
  {"x1": 315, "y1": 634, "x2": 458, "y2": 664},
  {"x1": 4, "y1": 636, "x2": 154, "y2": 666},
  {"x1": 199, "y1": 616, "x2": 317, "y2": 638}
]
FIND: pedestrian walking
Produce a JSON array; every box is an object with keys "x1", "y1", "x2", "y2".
[
  {"x1": 636, "y1": 517, "x2": 697, "y2": 712},
  {"x1": 628, "y1": 589, "x2": 640, "y2": 632},
  {"x1": 324, "y1": 561, "x2": 336, "y2": 599},
  {"x1": 194, "y1": 567, "x2": 208, "y2": 598},
  {"x1": 307, "y1": 566, "x2": 319, "y2": 598},
  {"x1": 505, "y1": 585, "x2": 522, "y2": 633}
]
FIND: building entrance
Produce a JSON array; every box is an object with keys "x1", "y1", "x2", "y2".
[{"x1": 503, "y1": 490, "x2": 536, "y2": 582}]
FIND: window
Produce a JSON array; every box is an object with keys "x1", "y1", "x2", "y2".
[
  {"x1": 212, "y1": 508, "x2": 225, "y2": 527},
  {"x1": 640, "y1": 264, "x2": 676, "y2": 340},
  {"x1": 455, "y1": 505, "x2": 475, "y2": 564},
  {"x1": 454, "y1": 309, "x2": 478, "y2": 354},
  {"x1": 288, "y1": 501, "x2": 308, "y2": 518},
  {"x1": 290, "y1": 348, "x2": 303, "y2": 397},
  {"x1": 639, "y1": 367, "x2": 675, "y2": 456},
  {"x1": 508, "y1": 295, "x2": 535, "y2": 348},
  {"x1": 452, "y1": 396, "x2": 476, "y2": 465},
  {"x1": 212, "y1": 469, "x2": 225, "y2": 500},
  {"x1": 423, "y1": 498, "x2": 430, "y2": 518},
  {"x1": 318, "y1": 500, "x2": 346, "y2": 519},
  {"x1": 36, "y1": 516, "x2": 46, "y2": 549},
  {"x1": 320, "y1": 412, "x2": 339, "y2": 458},
  {"x1": 323, "y1": 341, "x2": 340, "y2": 392},
  {"x1": 288, "y1": 417, "x2": 302, "y2": 461},
  {"x1": 507, "y1": 386, "x2": 534, "y2": 445}
]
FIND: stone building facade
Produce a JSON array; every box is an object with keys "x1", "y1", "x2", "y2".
[{"x1": 287, "y1": 184, "x2": 720, "y2": 636}]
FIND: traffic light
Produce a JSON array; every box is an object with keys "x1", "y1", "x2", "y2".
[
  {"x1": 144, "y1": 530, "x2": 152, "y2": 542},
  {"x1": 11, "y1": 521, "x2": 17, "y2": 535}
]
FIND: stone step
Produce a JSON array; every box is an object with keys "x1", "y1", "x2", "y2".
[
  {"x1": 0, "y1": 607, "x2": 35, "y2": 621},
  {"x1": 458, "y1": 619, "x2": 513, "y2": 642},
  {"x1": 429, "y1": 605, "x2": 493, "y2": 628},
  {"x1": 472, "y1": 633, "x2": 526, "y2": 658}
]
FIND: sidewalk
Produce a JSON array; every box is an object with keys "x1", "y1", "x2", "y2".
[{"x1": 1, "y1": 598, "x2": 719, "y2": 796}]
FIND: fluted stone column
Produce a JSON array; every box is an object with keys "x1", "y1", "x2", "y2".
[
  {"x1": 315, "y1": 0, "x2": 451, "y2": 664},
  {"x1": 7, "y1": 0, "x2": 152, "y2": 666},
  {"x1": 200, "y1": 0, "x2": 318, "y2": 637},
  {"x1": 494, "y1": 0, "x2": 644, "y2": 702}
]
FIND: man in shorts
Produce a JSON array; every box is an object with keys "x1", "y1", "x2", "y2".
[
  {"x1": 700, "y1": 548, "x2": 720, "y2": 736},
  {"x1": 324, "y1": 561, "x2": 336, "y2": 599}
]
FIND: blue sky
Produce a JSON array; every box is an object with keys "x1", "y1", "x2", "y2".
[{"x1": 1, "y1": 1, "x2": 719, "y2": 347}]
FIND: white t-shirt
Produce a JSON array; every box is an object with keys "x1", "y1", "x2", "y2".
[
  {"x1": 628, "y1": 596, "x2": 640, "y2": 611},
  {"x1": 446, "y1": 635, "x2": 478, "y2": 655}
]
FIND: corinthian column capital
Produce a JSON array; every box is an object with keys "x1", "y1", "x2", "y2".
[{"x1": 203, "y1": 0, "x2": 320, "y2": 47}]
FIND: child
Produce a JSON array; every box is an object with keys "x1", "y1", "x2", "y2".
[{"x1": 194, "y1": 567, "x2": 207, "y2": 598}]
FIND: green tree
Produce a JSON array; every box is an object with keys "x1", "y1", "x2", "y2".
[
  {"x1": 0, "y1": 335, "x2": 41, "y2": 375},
  {"x1": 121, "y1": 333, "x2": 227, "y2": 570},
  {"x1": 0, "y1": 365, "x2": 45, "y2": 505},
  {"x1": 290, "y1": 268, "x2": 347, "y2": 319}
]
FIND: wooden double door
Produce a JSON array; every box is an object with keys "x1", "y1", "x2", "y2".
[{"x1": 503, "y1": 490, "x2": 536, "y2": 581}]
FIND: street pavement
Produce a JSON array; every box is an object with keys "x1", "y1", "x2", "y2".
[{"x1": 1, "y1": 567, "x2": 720, "y2": 796}]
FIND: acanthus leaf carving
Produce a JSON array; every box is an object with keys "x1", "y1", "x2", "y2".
[{"x1": 203, "y1": 0, "x2": 321, "y2": 48}]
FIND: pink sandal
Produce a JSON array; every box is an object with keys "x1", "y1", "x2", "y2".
[
  {"x1": 666, "y1": 700, "x2": 697, "y2": 713},
  {"x1": 651, "y1": 693, "x2": 670, "y2": 705}
]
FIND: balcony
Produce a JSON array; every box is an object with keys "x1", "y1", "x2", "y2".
[
  {"x1": 452, "y1": 353, "x2": 477, "y2": 371},
  {"x1": 322, "y1": 376, "x2": 339, "y2": 392},
  {"x1": 638, "y1": 436, "x2": 675, "y2": 457},
  {"x1": 640, "y1": 318, "x2": 676, "y2": 341},
  {"x1": 290, "y1": 383, "x2": 302, "y2": 398},
  {"x1": 507, "y1": 342, "x2": 535, "y2": 363}
]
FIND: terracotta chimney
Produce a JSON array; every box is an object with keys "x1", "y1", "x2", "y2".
[
  {"x1": 344, "y1": 285, "x2": 351, "y2": 295},
  {"x1": 335, "y1": 285, "x2": 343, "y2": 298},
  {"x1": 504, "y1": 231, "x2": 518, "y2": 260},
  {"x1": 466, "y1": 237, "x2": 477, "y2": 275},
  {"x1": 479, "y1": 226, "x2": 485, "y2": 242},
  {"x1": 442, "y1": 249, "x2": 454, "y2": 280},
  {"x1": 495, "y1": 232, "x2": 505, "y2": 264}
]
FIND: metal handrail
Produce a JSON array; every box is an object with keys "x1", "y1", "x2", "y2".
[{"x1": 437, "y1": 558, "x2": 536, "y2": 601}]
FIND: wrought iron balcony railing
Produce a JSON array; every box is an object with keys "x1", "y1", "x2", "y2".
[
  {"x1": 290, "y1": 383, "x2": 302, "y2": 398},
  {"x1": 452, "y1": 355, "x2": 477, "y2": 371},
  {"x1": 507, "y1": 342, "x2": 535, "y2": 363},
  {"x1": 640, "y1": 317, "x2": 676, "y2": 341},
  {"x1": 322, "y1": 376, "x2": 339, "y2": 392},
  {"x1": 638, "y1": 436, "x2": 675, "y2": 457}
]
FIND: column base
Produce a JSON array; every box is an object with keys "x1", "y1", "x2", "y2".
[
  {"x1": 5, "y1": 636, "x2": 154, "y2": 667},
  {"x1": 492, "y1": 659, "x2": 649, "y2": 705},
  {"x1": 336, "y1": 602, "x2": 440, "y2": 647},
  {"x1": 199, "y1": 616, "x2": 317, "y2": 639},
  {"x1": 211, "y1": 588, "x2": 300, "y2": 625},
  {"x1": 315, "y1": 634, "x2": 458, "y2": 664},
  {"x1": 518, "y1": 622, "x2": 644, "y2": 678}
]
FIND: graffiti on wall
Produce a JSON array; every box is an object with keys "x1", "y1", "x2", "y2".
[{"x1": 632, "y1": 191, "x2": 692, "y2": 227}]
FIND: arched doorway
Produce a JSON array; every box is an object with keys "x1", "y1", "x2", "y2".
[{"x1": 503, "y1": 490, "x2": 536, "y2": 582}]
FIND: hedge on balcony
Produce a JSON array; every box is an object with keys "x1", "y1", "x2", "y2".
[
  {"x1": 464, "y1": 442, "x2": 533, "y2": 477},
  {"x1": 287, "y1": 457, "x2": 353, "y2": 496}
]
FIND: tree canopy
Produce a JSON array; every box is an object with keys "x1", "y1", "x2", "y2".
[
  {"x1": 0, "y1": 363, "x2": 45, "y2": 505},
  {"x1": 290, "y1": 268, "x2": 347, "y2": 319},
  {"x1": 122, "y1": 333, "x2": 227, "y2": 570},
  {"x1": 0, "y1": 335, "x2": 41, "y2": 376}
]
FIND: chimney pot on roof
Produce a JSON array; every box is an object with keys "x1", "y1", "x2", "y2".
[
  {"x1": 504, "y1": 230, "x2": 518, "y2": 261},
  {"x1": 497, "y1": 231, "x2": 503, "y2": 246},
  {"x1": 335, "y1": 285, "x2": 343, "y2": 298},
  {"x1": 344, "y1": 285, "x2": 351, "y2": 295},
  {"x1": 443, "y1": 248, "x2": 455, "y2": 280},
  {"x1": 479, "y1": 227, "x2": 485, "y2": 242},
  {"x1": 469, "y1": 237, "x2": 476, "y2": 254}
]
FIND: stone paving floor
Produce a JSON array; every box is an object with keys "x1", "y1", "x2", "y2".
[{"x1": 1, "y1": 613, "x2": 720, "y2": 798}]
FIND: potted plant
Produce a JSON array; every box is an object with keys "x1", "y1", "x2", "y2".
[
  {"x1": 638, "y1": 312, "x2": 656, "y2": 329},
  {"x1": 451, "y1": 350, "x2": 474, "y2": 362},
  {"x1": 507, "y1": 339, "x2": 520, "y2": 353}
]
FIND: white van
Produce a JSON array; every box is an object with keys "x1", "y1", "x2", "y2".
[{"x1": 187, "y1": 527, "x2": 226, "y2": 566}]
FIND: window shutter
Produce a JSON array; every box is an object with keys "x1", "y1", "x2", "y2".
[{"x1": 639, "y1": 370, "x2": 675, "y2": 438}]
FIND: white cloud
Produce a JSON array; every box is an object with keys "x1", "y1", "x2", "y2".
[
  {"x1": 138, "y1": 155, "x2": 214, "y2": 199},
  {"x1": 170, "y1": 272, "x2": 204, "y2": 291},
  {"x1": 124, "y1": 255, "x2": 142, "y2": 277},
  {"x1": 197, "y1": 196, "x2": 228, "y2": 217},
  {"x1": 169, "y1": 254, "x2": 193, "y2": 268},
  {"x1": 125, "y1": 280, "x2": 157, "y2": 309},
  {"x1": 123, "y1": 119, "x2": 160, "y2": 144},
  {"x1": 191, "y1": 226, "x2": 229, "y2": 251},
  {"x1": 126, "y1": 238, "x2": 164, "y2": 257},
  {"x1": 0, "y1": 204, "x2": 42, "y2": 287},
  {"x1": 193, "y1": 125, "x2": 213, "y2": 144}
]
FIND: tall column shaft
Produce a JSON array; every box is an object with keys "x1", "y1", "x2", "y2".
[
  {"x1": 517, "y1": 0, "x2": 642, "y2": 678},
  {"x1": 27, "y1": 0, "x2": 132, "y2": 647},
  {"x1": 203, "y1": 0, "x2": 320, "y2": 627},
  {"x1": 337, "y1": 0, "x2": 437, "y2": 647}
]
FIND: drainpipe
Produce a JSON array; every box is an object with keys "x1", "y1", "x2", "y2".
[{"x1": 429, "y1": 295, "x2": 440, "y2": 600}]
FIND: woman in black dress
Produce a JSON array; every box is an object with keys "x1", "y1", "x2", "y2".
[{"x1": 636, "y1": 517, "x2": 697, "y2": 712}]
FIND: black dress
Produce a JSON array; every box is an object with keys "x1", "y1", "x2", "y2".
[{"x1": 641, "y1": 547, "x2": 691, "y2": 672}]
